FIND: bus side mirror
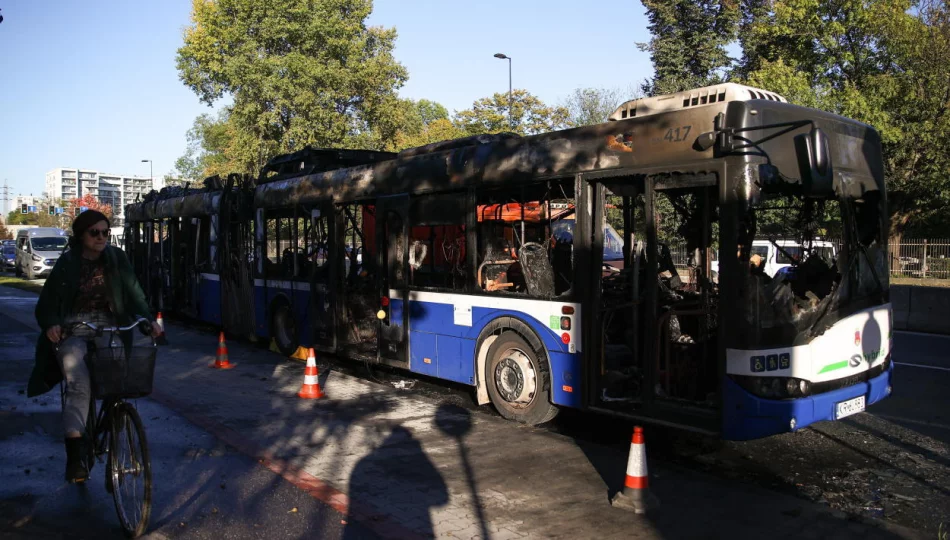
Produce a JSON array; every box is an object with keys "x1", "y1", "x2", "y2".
[{"x1": 795, "y1": 127, "x2": 833, "y2": 197}]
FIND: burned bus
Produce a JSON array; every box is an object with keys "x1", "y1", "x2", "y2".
[{"x1": 125, "y1": 83, "x2": 891, "y2": 440}]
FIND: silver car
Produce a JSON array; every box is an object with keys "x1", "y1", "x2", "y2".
[{"x1": 15, "y1": 228, "x2": 68, "y2": 280}]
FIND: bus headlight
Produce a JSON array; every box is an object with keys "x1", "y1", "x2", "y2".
[{"x1": 732, "y1": 375, "x2": 811, "y2": 399}]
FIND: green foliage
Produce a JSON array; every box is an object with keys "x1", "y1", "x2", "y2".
[
  {"x1": 174, "y1": 110, "x2": 240, "y2": 179},
  {"x1": 387, "y1": 99, "x2": 463, "y2": 151},
  {"x1": 176, "y1": 0, "x2": 408, "y2": 168},
  {"x1": 638, "y1": 0, "x2": 740, "y2": 96},
  {"x1": 561, "y1": 86, "x2": 640, "y2": 127},
  {"x1": 454, "y1": 89, "x2": 571, "y2": 136},
  {"x1": 0, "y1": 218, "x2": 12, "y2": 239},
  {"x1": 739, "y1": 0, "x2": 950, "y2": 237},
  {"x1": 6, "y1": 210, "x2": 37, "y2": 226}
]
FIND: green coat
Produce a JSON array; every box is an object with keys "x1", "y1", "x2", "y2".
[{"x1": 28, "y1": 245, "x2": 152, "y2": 397}]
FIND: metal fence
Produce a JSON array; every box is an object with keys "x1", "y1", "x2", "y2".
[{"x1": 889, "y1": 239, "x2": 950, "y2": 279}]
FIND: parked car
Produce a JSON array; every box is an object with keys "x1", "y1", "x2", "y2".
[
  {"x1": 1, "y1": 243, "x2": 15, "y2": 271},
  {"x1": 712, "y1": 239, "x2": 837, "y2": 279}
]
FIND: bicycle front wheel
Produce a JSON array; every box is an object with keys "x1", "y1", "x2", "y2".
[{"x1": 108, "y1": 402, "x2": 152, "y2": 538}]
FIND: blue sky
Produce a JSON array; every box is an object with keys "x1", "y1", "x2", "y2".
[{"x1": 0, "y1": 0, "x2": 654, "y2": 212}]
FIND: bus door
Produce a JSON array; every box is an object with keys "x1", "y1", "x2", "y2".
[
  {"x1": 336, "y1": 201, "x2": 379, "y2": 359},
  {"x1": 181, "y1": 217, "x2": 200, "y2": 319},
  {"x1": 586, "y1": 172, "x2": 721, "y2": 435},
  {"x1": 376, "y1": 195, "x2": 409, "y2": 365},
  {"x1": 309, "y1": 203, "x2": 336, "y2": 351}
]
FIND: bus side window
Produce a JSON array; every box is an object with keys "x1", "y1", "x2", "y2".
[
  {"x1": 408, "y1": 193, "x2": 467, "y2": 292},
  {"x1": 476, "y1": 180, "x2": 574, "y2": 297}
]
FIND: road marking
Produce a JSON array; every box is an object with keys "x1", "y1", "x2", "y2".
[{"x1": 894, "y1": 361, "x2": 950, "y2": 372}]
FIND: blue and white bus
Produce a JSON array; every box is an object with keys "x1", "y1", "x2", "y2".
[{"x1": 124, "y1": 83, "x2": 892, "y2": 440}]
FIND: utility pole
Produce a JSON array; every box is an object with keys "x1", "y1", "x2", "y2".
[{"x1": 0, "y1": 180, "x2": 10, "y2": 217}]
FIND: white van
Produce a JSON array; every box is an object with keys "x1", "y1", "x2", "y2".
[
  {"x1": 15, "y1": 227, "x2": 69, "y2": 280},
  {"x1": 712, "y1": 239, "x2": 836, "y2": 278}
]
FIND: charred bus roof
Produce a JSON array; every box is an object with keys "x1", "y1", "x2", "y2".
[
  {"x1": 258, "y1": 146, "x2": 397, "y2": 184},
  {"x1": 124, "y1": 174, "x2": 253, "y2": 222},
  {"x1": 244, "y1": 83, "x2": 875, "y2": 208}
]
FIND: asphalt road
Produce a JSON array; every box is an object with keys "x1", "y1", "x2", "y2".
[
  {"x1": 0, "y1": 297, "x2": 377, "y2": 539},
  {"x1": 0, "y1": 285, "x2": 947, "y2": 537}
]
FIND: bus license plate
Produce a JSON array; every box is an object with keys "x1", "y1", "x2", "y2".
[{"x1": 835, "y1": 396, "x2": 866, "y2": 419}]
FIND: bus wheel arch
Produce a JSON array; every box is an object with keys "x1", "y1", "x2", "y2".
[
  {"x1": 475, "y1": 317, "x2": 559, "y2": 425},
  {"x1": 269, "y1": 294, "x2": 299, "y2": 356}
]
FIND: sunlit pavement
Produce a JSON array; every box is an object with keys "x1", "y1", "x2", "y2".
[{"x1": 0, "y1": 286, "x2": 935, "y2": 539}]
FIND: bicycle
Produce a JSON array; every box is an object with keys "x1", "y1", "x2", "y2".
[{"x1": 57, "y1": 317, "x2": 157, "y2": 538}]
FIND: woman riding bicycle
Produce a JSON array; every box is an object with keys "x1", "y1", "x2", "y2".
[{"x1": 27, "y1": 210, "x2": 159, "y2": 483}]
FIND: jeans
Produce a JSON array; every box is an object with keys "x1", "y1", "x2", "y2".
[{"x1": 57, "y1": 312, "x2": 116, "y2": 436}]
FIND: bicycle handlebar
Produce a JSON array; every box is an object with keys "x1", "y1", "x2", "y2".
[{"x1": 66, "y1": 317, "x2": 153, "y2": 336}]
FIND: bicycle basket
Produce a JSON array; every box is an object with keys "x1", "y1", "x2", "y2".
[{"x1": 89, "y1": 345, "x2": 157, "y2": 399}]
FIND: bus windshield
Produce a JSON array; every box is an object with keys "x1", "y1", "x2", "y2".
[{"x1": 735, "y1": 179, "x2": 886, "y2": 348}]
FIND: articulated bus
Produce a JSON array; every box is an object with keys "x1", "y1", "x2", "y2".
[{"x1": 124, "y1": 83, "x2": 892, "y2": 440}]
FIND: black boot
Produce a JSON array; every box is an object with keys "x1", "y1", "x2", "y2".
[{"x1": 64, "y1": 437, "x2": 89, "y2": 484}]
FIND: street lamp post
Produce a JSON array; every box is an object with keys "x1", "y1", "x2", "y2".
[
  {"x1": 141, "y1": 159, "x2": 153, "y2": 187},
  {"x1": 493, "y1": 53, "x2": 513, "y2": 130}
]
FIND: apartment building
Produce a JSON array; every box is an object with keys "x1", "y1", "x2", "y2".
[{"x1": 45, "y1": 168, "x2": 154, "y2": 227}]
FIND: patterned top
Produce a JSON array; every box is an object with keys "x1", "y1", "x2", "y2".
[{"x1": 73, "y1": 257, "x2": 112, "y2": 313}]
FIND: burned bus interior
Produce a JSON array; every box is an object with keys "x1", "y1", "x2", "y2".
[{"x1": 592, "y1": 174, "x2": 720, "y2": 424}]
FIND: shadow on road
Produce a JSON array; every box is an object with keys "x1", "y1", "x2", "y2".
[{"x1": 343, "y1": 424, "x2": 447, "y2": 539}]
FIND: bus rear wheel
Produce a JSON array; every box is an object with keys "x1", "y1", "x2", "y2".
[
  {"x1": 270, "y1": 301, "x2": 299, "y2": 357},
  {"x1": 485, "y1": 332, "x2": 558, "y2": 425}
]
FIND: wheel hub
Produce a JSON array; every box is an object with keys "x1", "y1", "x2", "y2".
[{"x1": 494, "y1": 349, "x2": 536, "y2": 404}]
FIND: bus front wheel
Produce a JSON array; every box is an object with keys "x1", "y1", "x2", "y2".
[{"x1": 485, "y1": 332, "x2": 558, "y2": 425}]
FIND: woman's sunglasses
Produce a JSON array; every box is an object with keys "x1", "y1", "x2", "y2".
[{"x1": 87, "y1": 229, "x2": 110, "y2": 238}]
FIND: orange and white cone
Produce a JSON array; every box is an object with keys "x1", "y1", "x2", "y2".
[
  {"x1": 155, "y1": 312, "x2": 168, "y2": 346},
  {"x1": 210, "y1": 331, "x2": 235, "y2": 369},
  {"x1": 610, "y1": 426, "x2": 659, "y2": 514},
  {"x1": 297, "y1": 348, "x2": 325, "y2": 399}
]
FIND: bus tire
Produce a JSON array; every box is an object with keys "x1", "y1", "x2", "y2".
[
  {"x1": 15, "y1": 263, "x2": 22, "y2": 277},
  {"x1": 485, "y1": 331, "x2": 559, "y2": 425},
  {"x1": 270, "y1": 299, "x2": 299, "y2": 357}
]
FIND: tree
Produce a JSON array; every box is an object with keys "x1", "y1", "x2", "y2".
[
  {"x1": 738, "y1": 0, "x2": 950, "y2": 238},
  {"x1": 0, "y1": 218, "x2": 12, "y2": 240},
  {"x1": 176, "y1": 0, "x2": 409, "y2": 171},
  {"x1": 173, "y1": 110, "x2": 238, "y2": 180},
  {"x1": 454, "y1": 89, "x2": 571, "y2": 136},
  {"x1": 388, "y1": 99, "x2": 465, "y2": 150},
  {"x1": 162, "y1": 174, "x2": 187, "y2": 188},
  {"x1": 68, "y1": 194, "x2": 113, "y2": 220},
  {"x1": 561, "y1": 86, "x2": 642, "y2": 127},
  {"x1": 638, "y1": 0, "x2": 740, "y2": 96}
]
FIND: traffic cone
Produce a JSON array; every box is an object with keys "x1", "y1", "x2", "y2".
[
  {"x1": 610, "y1": 426, "x2": 659, "y2": 514},
  {"x1": 155, "y1": 312, "x2": 168, "y2": 346},
  {"x1": 210, "y1": 331, "x2": 235, "y2": 369},
  {"x1": 297, "y1": 348, "x2": 325, "y2": 399}
]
